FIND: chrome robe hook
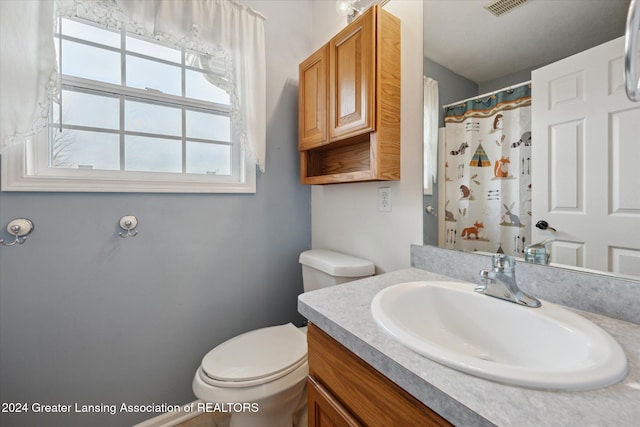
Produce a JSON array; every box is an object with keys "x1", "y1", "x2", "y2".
[
  {"x1": 0, "y1": 218, "x2": 34, "y2": 246},
  {"x1": 118, "y1": 215, "x2": 139, "y2": 238}
]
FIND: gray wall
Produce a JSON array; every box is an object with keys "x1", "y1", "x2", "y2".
[
  {"x1": 478, "y1": 60, "x2": 554, "y2": 94},
  {"x1": 0, "y1": 1, "x2": 312, "y2": 426},
  {"x1": 422, "y1": 57, "x2": 477, "y2": 246},
  {"x1": 423, "y1": 57, "x2": 478, "y2": 129},
  {"x1": 478, "y1": 67, "x2": 533, "y2": 94}
]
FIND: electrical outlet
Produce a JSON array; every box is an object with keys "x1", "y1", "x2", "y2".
[{"x1": 378, "y1": 187, "x2": 392, "y2": 212}]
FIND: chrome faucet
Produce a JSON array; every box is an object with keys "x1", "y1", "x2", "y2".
[{"x1": 477, "y1": 254, "x2": 541, "y2": 308}]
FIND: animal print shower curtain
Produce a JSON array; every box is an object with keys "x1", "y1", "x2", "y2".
[{"x1": 442, "y1": 83, "x2": 531, "y2": 257}]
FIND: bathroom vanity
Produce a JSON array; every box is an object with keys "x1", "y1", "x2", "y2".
[{"x1": 298, "y1": 267, "x2": 640, "y2": 426}]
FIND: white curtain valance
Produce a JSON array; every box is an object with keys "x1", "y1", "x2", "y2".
[
  {"x1": 0, "y1": 0, "x2": 57, "y2": 152},
  {"x1": 1, "y1": 0, "x2": 267, "y2": 173}
]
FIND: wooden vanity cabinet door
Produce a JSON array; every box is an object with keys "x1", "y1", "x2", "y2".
[
  {"x1": 299, "y1": 44, "x2": 329, "y2": 150},
  {"x1": 328, "y1": 7, "x2": 376, "y2": 142},
  {"x1": 307, "y1": 324, "x2": 453, "y2": 427},
  {"x1": 308, "y1": 376, "x2": 361, "y2": 427}
]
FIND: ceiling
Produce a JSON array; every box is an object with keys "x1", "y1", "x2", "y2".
[{"x1": 423, "y1": 0, "x2": 631, "y2": 84}]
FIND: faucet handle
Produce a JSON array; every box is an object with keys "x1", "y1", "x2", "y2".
[
  {"x1": 491, "y1": 254, "x2": 515, "y2": 271},
  {"x1": 476, "y1": 269, "x2": 491, "y2": 292}
]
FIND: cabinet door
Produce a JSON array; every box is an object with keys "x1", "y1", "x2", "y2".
[
  {"x1": 299, "y1": 44, "x2": 329, "y2": 151},
  {"x1": 308, "y1": 376, "x2": 361, "y2": 427},
  {"x1": 308, "y1": 324, "x2": 453, "y2": 427},
  {"x1": 329, "y1": 7, "x2": 376, "y2": 142}
]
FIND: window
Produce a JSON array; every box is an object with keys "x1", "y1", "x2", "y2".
[
  {"x1": 4, "y1": 15, "x2": 255, "y2": 193},
  {"x1": 1, "y1": 0, "x2": 265, "y2": 192},
  {"x1": 55, "y1": 17, "x2": 236, "y2": 171}
]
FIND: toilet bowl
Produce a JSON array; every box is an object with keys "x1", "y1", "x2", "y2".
[
  {"x1": 192, "y1": 249, "x2": 374, "y2": 427},
  {"x1": 193, "y1": 323, "x2": 309, "y2": 427}
]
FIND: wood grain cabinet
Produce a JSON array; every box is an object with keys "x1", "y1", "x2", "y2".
[
  {"x1": 299, "y1": 45, "x2": 329, "y2": 151},
  {"x1": 307, "y1": 324, "x2": 453, "y2": 427},
  {"x1": 298, "y1": 6, "x2": 401, "y2": 185}
]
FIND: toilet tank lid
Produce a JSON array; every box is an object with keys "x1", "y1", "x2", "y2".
[{"x1": 299, "y1": 249, "x2": 374, "y2": 277}]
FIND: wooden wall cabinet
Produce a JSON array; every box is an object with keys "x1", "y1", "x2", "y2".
[
  {"x1": 307, "y1": 324, "x2": 453, "y2": 427},
  {"x1": 298, "y1": 6, "x2": 401, "y2": 185}
]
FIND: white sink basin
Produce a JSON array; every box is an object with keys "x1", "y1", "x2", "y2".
[{"x1": 371, "y1": 281, "x2": 628, "y2": 390}]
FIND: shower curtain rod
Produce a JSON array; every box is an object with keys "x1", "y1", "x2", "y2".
[{"x1": 442, "y1": 80, "x2": 531, "y2": 109}]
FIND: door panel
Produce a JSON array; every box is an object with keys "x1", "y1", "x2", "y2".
[{"x1": 532, "y1": 36, "x2": 640, "y2": 277}]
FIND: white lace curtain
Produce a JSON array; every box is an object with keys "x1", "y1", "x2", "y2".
[
  {"x1": 423, "y1": 77, "x2": 439, "y2": 195},
  {"x1": 0, "y1": 0, "x2": 267, "y2": 172}
]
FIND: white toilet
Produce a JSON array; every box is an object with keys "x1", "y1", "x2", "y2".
[{"x1": 192, "y1": 249, "x2": 375, "y2": 427}]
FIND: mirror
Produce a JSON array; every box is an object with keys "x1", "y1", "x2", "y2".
[{"x1": 422, "y1": 0, "x2": 640, "y2": 279}]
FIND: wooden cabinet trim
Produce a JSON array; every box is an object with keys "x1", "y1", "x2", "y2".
[{"x1": 374, "y1": 8, "x2": 401, "y2": 180}]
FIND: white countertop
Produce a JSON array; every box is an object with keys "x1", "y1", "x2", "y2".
[{"x1": 298, "y1": 268, "x2": 640, "y2": 427}]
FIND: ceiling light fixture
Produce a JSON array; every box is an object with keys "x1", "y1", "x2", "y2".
[
  {"x1": 335, "y1": 0, "x2": 390, "y2": 23},
  {"x1": 336, "y1": 0, "x2": 360, "y2": 18}
]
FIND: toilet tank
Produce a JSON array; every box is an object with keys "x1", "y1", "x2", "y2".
[{"x1": 299, "y1": 249, "x2": 375, "y2": 293}]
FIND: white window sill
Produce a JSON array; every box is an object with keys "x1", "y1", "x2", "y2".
[{"x1": 1, "y1": 142, "x2": 256, "y2": 194}]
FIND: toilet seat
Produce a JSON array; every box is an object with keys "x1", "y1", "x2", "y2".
[{"x1": 200, "y1": 323, "x2": 307, "y2": 388}]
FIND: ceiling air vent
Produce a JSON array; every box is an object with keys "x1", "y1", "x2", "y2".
[{"x1": 483, "y1": 0, "x2": 529, "y2": 17}]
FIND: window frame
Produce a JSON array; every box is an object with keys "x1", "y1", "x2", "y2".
[{"x1": 1, "y1": 16, "x2": 256, "y2": 193}]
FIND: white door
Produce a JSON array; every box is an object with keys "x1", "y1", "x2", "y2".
[{"x1": 532, "y1": 36, "x2": 640, "y2": 278}]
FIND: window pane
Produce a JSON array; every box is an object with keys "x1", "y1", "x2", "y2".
[
  {"x1": 126, "y1": 36, "x2": 181, "y2": 63},
  {"x1": 186, "y1": 110, "x2": 231, "y2": 141},
  {"x1": 186, "y1": 142, "x2": 231, "y2": 175},
  {"x1": 186, "y1": 69, "x2": 230, "y2": 105},
  {"x1": 50, "y1": 129, "x2": 120, "y2": 170},
  {"x1": 61, "y1": 40, "x2": 121, "y2": 84},
  {"x1": 60, "y1": 18, "x2": 120, "y2": 48},
  {"x1": 60, "y1": 89, "x2": 119, "y2": 129},
  {"x1": 51, "y1": 96, "x2": 60, "y2": 124},
  {"x1": 126, "y1": 56, "x2": 181, "y2": 96},
  {"x1": 125, "y1": 100, "x2": 181, "y2": 136},
  {"x1": 125, "y1": 136, "x2": 182, "y2": 173}
]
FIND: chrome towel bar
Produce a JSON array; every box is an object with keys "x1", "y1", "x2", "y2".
[{"x1": 625, "y1": 0, "x2": 640, "y2": 101}]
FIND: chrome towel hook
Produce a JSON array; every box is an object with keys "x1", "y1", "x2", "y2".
[
  {"x1": 118, "y1": 215, "x2": 139, "y2": 238},
  {"x1": 0, "y1": 218, "x2": 34, "y2": 246}
]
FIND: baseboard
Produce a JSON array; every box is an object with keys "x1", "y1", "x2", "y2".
[{"x1": 132, "y1": 400, "x2": 202, "y2": 427}]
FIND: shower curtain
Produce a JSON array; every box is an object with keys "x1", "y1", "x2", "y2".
[{"x1": 442, "y1": 83, "x2": 531, "y2": 257}]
